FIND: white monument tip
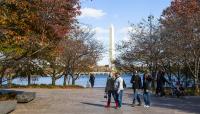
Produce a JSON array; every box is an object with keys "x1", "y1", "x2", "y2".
[{"x1": 110, "y1": 24, "x2": 114, "y2": 28}]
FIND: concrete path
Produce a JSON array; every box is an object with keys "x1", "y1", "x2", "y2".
[{"x1": 10, "y1": 88, "x2": 200, "y2": 114}]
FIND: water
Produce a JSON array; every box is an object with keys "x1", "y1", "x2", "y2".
[
  {"x1": 7, "y1": 73, "x2": 193, "y2": 88},
  {"x1": 11, "y1": 74, "x2": 133, "y2": 88}
]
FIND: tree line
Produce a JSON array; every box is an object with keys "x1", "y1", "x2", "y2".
[
  {"x1": 117, "y1": 0, "x2": 200, "y2": 94},
  {"x1": 0, "y1": 0, "x2": 103, "y2": 86}
]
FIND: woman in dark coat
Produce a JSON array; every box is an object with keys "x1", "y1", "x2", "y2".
[{"x1": 105, "y1": 74, "x2": 118, "y2": 108}]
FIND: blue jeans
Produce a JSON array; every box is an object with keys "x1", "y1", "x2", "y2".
[
  {"x1": 143, "y1": 92, "x2": 150, "y2": 106},
  {"x1": 133, "y1": 89, "x2": 141, "y2": 104},
  {"x1": 116, "y1": 90, "x2": 123, "y2": 107}
]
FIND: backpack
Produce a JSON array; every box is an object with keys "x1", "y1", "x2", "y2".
[{"x1": 123, "y1": 79, "x2": 127, "y2": 88}]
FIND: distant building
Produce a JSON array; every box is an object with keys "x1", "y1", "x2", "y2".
[{"x1": 92, "y1": 65, "x2": 110, "y2": 72}]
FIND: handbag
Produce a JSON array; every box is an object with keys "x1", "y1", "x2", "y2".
[{"x1": 104, "y1": 93, "x2": 107, "y2": 98}]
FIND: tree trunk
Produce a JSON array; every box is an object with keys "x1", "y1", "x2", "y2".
[
  {"x1": 177, "y1": 69, "x2": 181, "y2": 84},
  {"x1": 168, "y1": 61, "x2": 172, "y2": 82},
  {"x1": 52, "y1": 76, "x2": 56, "y2": 86},
  {"x1": 185, "y1": 70, "x2": 188, "y2": 88},
  {"x1": 0, "y1": 76, "x2": 2, "y2": 86},
  {"x1": 0, "y1": 68, "x2": 5, "y2": 86},
  {"x1": 67, "y1": 75, "x2": 71, "y2": 85},
  {"x1": 194, "y1": 78, "x2": 199, "y2": 95},
  {"x1": 8, "y1": 75, "x2": 12, "y2": 88},
  {"x1": 28, "y1": 75, "x2": 31, "y2": 86},
  {"x1": 72, "y1": 78, "x2": 76, "y2": 85},
  {"x1": 63, "y1": 75, "x2": 67, "y2": 86}
]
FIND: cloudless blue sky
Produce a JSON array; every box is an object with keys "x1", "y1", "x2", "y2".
[{"x1": 79, "y1": 0, "x2": 172, "y2": 65}]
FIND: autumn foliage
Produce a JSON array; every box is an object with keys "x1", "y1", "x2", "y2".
[
  {"x1": 0, "y1": 0, "x2": 80, "y2": 60},
  {"x1": 161, "y1": 0, "x2": 200, "y2": 94},
  {"x1": 0, "y1": 0, "x2": 81, "y2": 85}
]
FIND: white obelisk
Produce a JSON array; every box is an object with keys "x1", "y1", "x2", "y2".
[{"x1": 109, "y1": 24, "x2": 115, "y2": 70}]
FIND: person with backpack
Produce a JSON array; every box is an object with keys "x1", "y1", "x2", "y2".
[
  {"x1": 114, "y1": 72, "x2": 125, "y2": 108},
  {"x1": 130, "y1": 70, "x2": 142, "y2": 107}
]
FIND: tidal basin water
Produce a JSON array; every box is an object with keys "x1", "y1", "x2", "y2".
[
  {"x1": 12, "y1": 74, "x2": 133, "y2": 88},
  {"x1": 9, "y1": 73, "x2": 192, "y2": 88}
]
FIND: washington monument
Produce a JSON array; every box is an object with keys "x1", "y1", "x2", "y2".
[{"x1": 109, "y1": 24, "x2": 115, "y2": 69}]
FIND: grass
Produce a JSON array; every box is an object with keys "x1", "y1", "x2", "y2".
[
  {"x1": 0, "y1": 93, "x2": 17, "y2": 101},
  {"x1": 164, "y1": 87, "x2": 200, "y2": 96},
  {"x1": 1, "y1": 84, "x2": 84, "y2": 89}
]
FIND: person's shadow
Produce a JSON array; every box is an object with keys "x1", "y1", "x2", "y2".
[
  {"x1": 80, "y1": 101, "x2": 132, "y2": 108},
  {"x1": 100, "y1": 101, "x2": 132, "y2": 106},
  {"x1": 80, "y1": 102, "x2": 105, "y2": 108}
]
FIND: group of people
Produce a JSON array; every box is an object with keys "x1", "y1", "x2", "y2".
[
  {"x1": 90, "y1": 69, "x2": 184, "y2": 109},
  {"x1": 104, "y1": 70, "x2": 152, "y2": 109},
  {"x1": 130, "y1": 70, "x2": 152, "y2": 108},
  {"x1": 104, "y1": 72, "x2": 124, "y2": 108}
]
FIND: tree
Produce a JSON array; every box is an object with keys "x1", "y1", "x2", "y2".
[
  {"x1": 41, "y1": 47, "x2": 64, "y2": 86},
  {"x1": 59, "y1": 26, "x2": 103, "y2": 85},
  {"x1": 161, "y1": 0, "x2": 200, "y2": 93},
  {"x1": 0, "y1": 0, "x2": 81, "y2": 85},
  {"x1": 118, "y1": 16, "x2": 161, "y2": 74}
]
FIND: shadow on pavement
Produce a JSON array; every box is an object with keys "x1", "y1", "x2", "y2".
[
  {"x1": 80, "y1": 102, "x2": 105, "y2": 108},
  {"x1": 100, "y1": 101, "x2": 132, "y2": 106},
  {"x1": 152, "y1": 96, "x2": 200, "y2": 114}
]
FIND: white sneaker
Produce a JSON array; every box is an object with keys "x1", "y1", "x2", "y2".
[
  {"x1": 144, "y1": 105, "x2": 147, "y2": 108},
  {"x1": 146, "y1": 105, "x2": 150, "y2": 108}
]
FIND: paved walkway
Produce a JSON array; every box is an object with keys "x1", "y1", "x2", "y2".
[{"x1": 11, "y1": 88, "x2": 200, "y2": 114}]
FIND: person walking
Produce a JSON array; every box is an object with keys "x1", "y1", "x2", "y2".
[
  {"x1": 143, "y1": 70, "x2": 152, "y2": 108},
  {"x1": 156, "y1": 70, "x2": 169, "y2": 96},
  {"x1": 105, "y1": 73, "x2": 117, "y2": 108},
  {"x1": 89, "y1": 73, "x2": 95, "y2": 88},
  {"x1": 114, "y1": 72, "x2": 124, "y2": 108},
  {"x1": 130, "y1": 70, "x2": 142, "y2": 107}
]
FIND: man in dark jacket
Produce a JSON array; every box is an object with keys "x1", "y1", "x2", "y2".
[
  {"x1": 156, "y1": 70, "x2": 169, "y2": 96},
  {"x1": 143, "y1": 71, "x2": 153, "y2": 108},
  {"x1": 130, "y1": 71, "x2": 142, "y2": 107}
]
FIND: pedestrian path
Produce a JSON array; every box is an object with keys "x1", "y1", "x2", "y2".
[{"x1": 11, "y1": 88, "x2": 200, "y2": 114}]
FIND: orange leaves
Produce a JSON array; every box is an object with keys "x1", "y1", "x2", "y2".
[
  {"x1": 0, "y1": 0, "x2": 81, "y2": 63},
  {"x1": 38, "y1": 0, "x2": 81, "y2": 37},
  {"x1": 168, "y1": 0, "x2": 200, "y2": 18}
]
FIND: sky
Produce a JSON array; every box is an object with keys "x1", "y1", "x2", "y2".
[{"x1": 78, "y1": 0, "x2": 172, "y2": 66}]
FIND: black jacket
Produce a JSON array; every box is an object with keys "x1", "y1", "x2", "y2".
[
  {"x1": 143, "y1": 74, "x2": 152, "y2": 92},
  {"x1": 89, "y1": 75, "x2": 95, "y2": 83},
  {"x1": 157, "y1": 71, "x2": 169, "y2": 85},
  {"x1": 130, "y1": 74, "x2": 142, "y2": 89},
  {"x1": 105, "y1": 76, "x2": 115, "y2": 92}
]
